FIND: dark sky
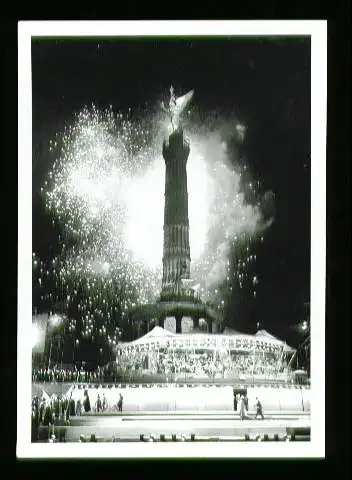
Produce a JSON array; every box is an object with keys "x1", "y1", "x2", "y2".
[{"x1": 32, "y1": 37, "x2": 311, "y2": 340}]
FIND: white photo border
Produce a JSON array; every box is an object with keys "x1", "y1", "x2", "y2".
[{"x1": 17, "y1": 20, "x2": 327, "y2": 459}]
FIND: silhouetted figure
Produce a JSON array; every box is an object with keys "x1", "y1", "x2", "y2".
[
  {"x1": 69, "y1": 398, "x2": 76, "y2": 416},
  {"x1": 31, "y1": 414, "x2": 38, "y2": 442},
  {"x1": 83, "y1": 391, "x2": 91, "y2": 412},
  {"x1": 117, "y1": 393, "x2": 123, "y2": 412},
  {"x1": 61, "y1": 398, "x2": 68, "y2": 417},
  {"x1": 255, "y1": 397, "x2": 264, "y2": 420},
  {"x1": 43, "y1": 405, "x2": 53, "y2": 426},
  {"x1": 102, "y1": 394, "x2": 107, "y2": 411},
  {"x1": 244, "y1": 394, "x2": 249, "y2": 411},
  {"x1": 39, "y1": 401, "x2": 45, "y2": 423},
  {"x1": 54, "y1": 397, "x2": 60, "y2": 418},
  {"x1": 76, "y1": 399, "x2": 82, "y2": 416},
  {"x1": 233, "y1": 391, "x2": 238, "y2": 411},
  {"x1": 96, "y1": 394, "x2": 102, "y2": 412}
]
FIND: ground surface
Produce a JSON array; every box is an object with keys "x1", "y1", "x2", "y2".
[{"x1": 61, "y1": 411, "x2": 310, "y2": 442}]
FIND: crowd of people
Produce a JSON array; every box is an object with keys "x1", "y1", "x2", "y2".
[
  {"x1": 32, "y1": 366, "x2": 109, "y2": 383},
  {"x1": 31, "y1": 388, "x2": 125, "y2": 441},
  {"x1": 32, "y1": 350, "x2": 291, "y2": 385},
  {"x1": 227, "y1": 353, "x2": 288, "y2": 377},
  {"x1": 115, "y1": 350, "x2": 290, "y2": 382},
  {"x1": 31, "y1": 393, "x2": 71, "y2": 442}
]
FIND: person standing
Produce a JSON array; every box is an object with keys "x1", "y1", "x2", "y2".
[
  {"x1": 83, "y1": 390, "x2": 91, "y2": 413},
  {"x1": 54, "y1": 395, "x2": 59, "y2": 418},
  {"x1": 236, "y1": 393, "x2": 240, "y2": 411},
  {"x1": 239, "y1": 394, "x2": 246, "y2": 420},
  {"x1": 69, "y1": 397, "x2": 76, "y2": 416},
  {"x1": 96, "y1": 394, "x2": 102, "y2": 413},
  {"x1": 102, "y1": 394, "x2": 107, "y2": 412},
  {"x1": 43, "y1": 402, "x2": 53, "y2": 441},
  {"x1": 61, "y1": 398, "x2": 66, "y2": 418},
  {"x1": 117, "y1": 393, "x2": 123, "y2": 412},
  {"x1": 244, "y1": 393, "x2": 249, "y2": 411},
  {"x1": 76, "y1": 398, "x2": 82, "y2": 416},
  {"x1": 255, "y1": 397, "x2": 264, "y2": 419},
  {"x1": 233, "y1": 391, "x2": 238, "y2": 412},
  {"x1": 39, "y1": 399, "x2": 45, "y2": 424}
]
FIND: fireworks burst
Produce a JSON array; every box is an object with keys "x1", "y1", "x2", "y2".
[{"x1": 33, "y1": 104, "x2": 273, "y2": 344}]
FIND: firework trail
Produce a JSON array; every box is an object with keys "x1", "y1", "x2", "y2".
[{"x1": 33, "y1": 104, "x2": 273, "y2": 343}]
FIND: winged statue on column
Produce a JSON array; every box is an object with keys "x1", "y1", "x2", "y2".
[{"x1": 161, "y1": 85, "x2": 194, "y2": 131}]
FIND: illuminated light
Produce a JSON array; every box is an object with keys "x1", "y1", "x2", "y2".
[
  {"x1": 49, "y1": 314, "x2": 62, "y2": 326},
  {"x1": 301, "y1": 321, "x2": 308, "y2": 331},
  {"x1": 31, "y1": 324, "x2": 41, "y2": 349}
]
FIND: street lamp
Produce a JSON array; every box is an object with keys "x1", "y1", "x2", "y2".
[{"x1": 288, "y1": 319, "x2": 310, "y2": 375}]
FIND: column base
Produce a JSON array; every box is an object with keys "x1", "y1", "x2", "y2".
[{"x1": 175, "y1": 315, "x2": 182, "y2": 334}]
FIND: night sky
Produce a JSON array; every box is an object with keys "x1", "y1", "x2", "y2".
[{"x1": 32, "y1": 37, "x2": 311, "y2": 343}]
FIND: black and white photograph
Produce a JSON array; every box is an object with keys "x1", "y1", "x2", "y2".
[{"x1": 18, "y1": 20, "x2": 326, "y2": 458}]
